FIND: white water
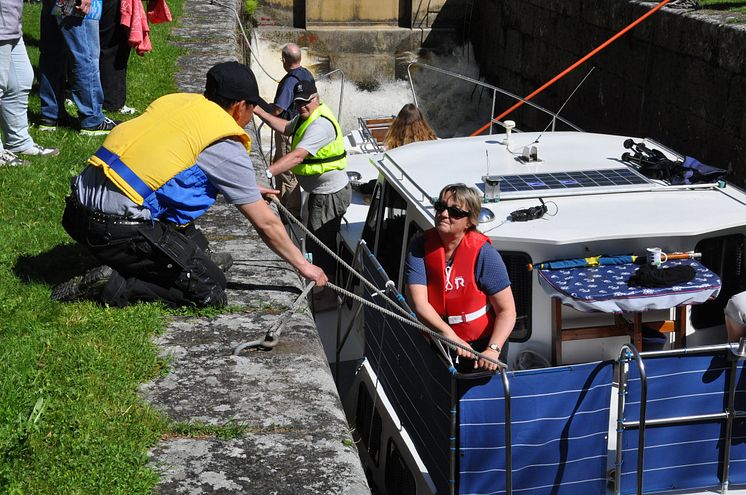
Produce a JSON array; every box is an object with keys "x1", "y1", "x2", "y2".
[{"x1": 248, "y1": 34, "x2": 499, "y2": 148}]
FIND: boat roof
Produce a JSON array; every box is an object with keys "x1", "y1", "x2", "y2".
[{"x1": 373, "y1": 132, "x2": 746, "y2": 245}]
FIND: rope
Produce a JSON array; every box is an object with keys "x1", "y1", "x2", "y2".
[
  {"x1": 209, "y1": 0, "x2": 280, "y2": 83},
  {"x1": 209, "y1": 0, "x2": 502, "y2": 370},
  {"x1": 470, "y1": 0, "x2": 672, "y2": 136},
  {"x1": 233, "y1": 281, "x2": 316, "y2": 355},
  {"x1": 325, "y1": 280, "x2": 504, "y2": 368},
  {"x1": 268, "y1": 197, "x2": 504, "y2": 369},
  {"x1": 270, "y1": 197, "x2": 418, "y2": 322}
]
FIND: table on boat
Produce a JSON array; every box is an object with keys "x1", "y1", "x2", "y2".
[{"x1": 537, "y1": 259, "x2": 722, "y2": 365}]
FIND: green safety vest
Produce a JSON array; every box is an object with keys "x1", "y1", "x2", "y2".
[{"x1": 290, "y1": 103, "x2": 347, "y2": 176}]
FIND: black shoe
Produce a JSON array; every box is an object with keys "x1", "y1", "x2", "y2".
[
  {"x1": 80, "y1": 117, "x2": 119, "y2": 136},
  {"x1": 209, "y1": 251, "x2": 233, "y2": 273},
  {"x1": 52, "y1": 265, "x2": 114, "y2": 302},
  {"x1": 38, "y1": 112, "x2": 74, "y2": 132},
  {"x1": 38, "y1": 117, "x2": 59, "y2": 132}
]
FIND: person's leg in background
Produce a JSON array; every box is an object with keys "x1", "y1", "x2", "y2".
[
  {"x1": 99, "y1": 0, "x2": 131, "y2": 112},
  {"x1": 57, "y1": 15, "x2": 106, "y2": 130},
  {"x1": 0, "y1": 37, "x2": 33, "y2": 154},
  {"x1": 0, "y1": 36, "x2": 59, "y2": 158},
  {"x1": 38, "y1": 0, "x2": 69, "y2": 126}
]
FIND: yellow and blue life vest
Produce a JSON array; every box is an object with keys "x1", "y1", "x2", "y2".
[
  {"x1": 87, "y1": 93, "x2": 250, "y2": 225},
  {"x1": 290, "y1": 102, "x2": 347, "y2": 176}
]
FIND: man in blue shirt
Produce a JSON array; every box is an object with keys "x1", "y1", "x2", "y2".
[{"x1": 270, "y1": 43, "x2": 315, "y2": 219}]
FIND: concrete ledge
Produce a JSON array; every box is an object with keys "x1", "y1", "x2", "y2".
[{"x1": 144, "y1": 0, "x2": 369, "y2": 492}]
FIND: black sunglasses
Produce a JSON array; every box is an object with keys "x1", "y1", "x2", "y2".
[{"x1": 433, "y1": 200, "x2": 470, "y2": 219}]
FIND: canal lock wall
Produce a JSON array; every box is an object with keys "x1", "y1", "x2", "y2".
[{"x1": 468, "y1": 0, "x2": 746, "y2": 186}]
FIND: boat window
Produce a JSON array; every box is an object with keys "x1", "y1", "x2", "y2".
[
  {"x1": 361, "y1": 181, "x2": 382, "y2": 249},
  {"x1": 355, "y1": 383, "x2": 381, "y2": 466},
  {"x1": 692, "y1": 234, "x2": 746, "y2": 328},
  {"x1": 384, "y1": 439, "x2": 416, "y2": 495},
  {"x1": 365, "y1": 182, "x2": 408, "y2": 284},
  {"x1": 500, "y1": 251, "x2": 533, "y2": 342}
]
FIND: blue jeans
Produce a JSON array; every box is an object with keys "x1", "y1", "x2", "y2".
[
  {"x1": 0, "y1": 37, "x2": 35, "y2": 153},
  {"x1": 39, "y1": 5, "x2": 104, "y2": 129}
]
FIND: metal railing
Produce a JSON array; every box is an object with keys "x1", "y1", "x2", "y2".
[
  {"x1": 453, "y1": 368, "x2": 513, "y2": 495},
  {"x1": 615, "y1": 344, "x2": 647, "y2": 495},
  {"x1": 615, "y1": 341, "x2": 746, "y2": 495},
  {"x1": 406, "y1": 62, "x2": 583, "y2": 134},
  {"x1": 315, "y1": 68, "x2": 346, "y2": 122}
]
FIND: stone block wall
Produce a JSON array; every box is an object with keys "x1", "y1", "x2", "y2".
[{"x1": 469, "y1": 0, "x2": 746, "y2": 186}]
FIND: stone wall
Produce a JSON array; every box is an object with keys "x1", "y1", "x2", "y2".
[
  {"x1": 469, "y1": 0, "x2": 746, "y2": 186},
  {"x1": 260, "y1": 0, "x2": 452, "y2": 28}
]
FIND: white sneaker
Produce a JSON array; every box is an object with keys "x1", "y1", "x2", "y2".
[
  {"x1": 118, "y1": 105, "x2": 137, "y2": 115},
  {"x1": 80, "y1": 116, "x2": 119, "y2": 136},
  {"x1": 0, "y1": 150, "x2": 30, "y2": 167},
  {"x1": 18, "y1": 143, "x2": 60, "y2": 157}
]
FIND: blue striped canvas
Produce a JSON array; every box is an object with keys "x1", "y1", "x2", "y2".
[
  {"x1": 458, "y1": 361, "x2": 614, "y2": 495},
  {"x1": 730, "y1": 361, "x2": 746, "y2": 485},
  {"x1": 621, "y1": 353, "x2": 743, "y2": 493}
]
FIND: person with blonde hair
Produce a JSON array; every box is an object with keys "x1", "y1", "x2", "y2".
[
  {"x1": 383, "y1": 103, "x2": 437, "y2": 150},
  {"x1": 405, "y1": 183, "x2": 516, "y2": 372}
]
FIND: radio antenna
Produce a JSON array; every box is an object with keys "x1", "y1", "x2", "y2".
[{"x1": 533, "y1": 66, "x2": 595, "y2": 144}]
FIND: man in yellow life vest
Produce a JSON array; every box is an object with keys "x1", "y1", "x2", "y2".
[
  {"x1": 51, "y1": 61, "x2": 327, "y2": 307},
  {"x1": 254, "y1": 81, "x2": 350, "y2": 297}
]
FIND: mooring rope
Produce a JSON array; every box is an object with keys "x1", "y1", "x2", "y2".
[
  {"x1": 269, "y1": 196, "x2": 419, "y2": 322},
  {"x1": 270, "y1": 197, "x2": 505, "y2": 369},
  {"x1": 233, "y1": 281, "x2": 316, "y2": 355}
]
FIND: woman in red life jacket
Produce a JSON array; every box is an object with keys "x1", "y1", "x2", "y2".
[{"x1": 405, "y1": 184, "x2": 516, "y2": 371}]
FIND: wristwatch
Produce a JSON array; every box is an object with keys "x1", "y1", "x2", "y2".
[{"x1": 488, "y1": 343, "x2": 501, "y2": 353}]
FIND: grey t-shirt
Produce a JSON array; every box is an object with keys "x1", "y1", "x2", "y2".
[
  {"x1": 289, "y1": 115, "x2": 349, "y2": 195},
  {"x1": 74, "y1": 139, "x2": 262, "y2": 219},
  {"x1": 0, "y1": 0, "x2": 23, "y2": 40}
]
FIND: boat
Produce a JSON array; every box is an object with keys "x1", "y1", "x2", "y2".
[{"x1": 313, "y1": 63, "x2": 746, "y2": 494}]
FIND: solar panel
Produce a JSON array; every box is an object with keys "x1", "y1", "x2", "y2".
[{"x1": 496, "y1": 168, "x2": 649, "y2": 193}]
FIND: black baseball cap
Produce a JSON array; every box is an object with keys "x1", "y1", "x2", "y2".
[
  {"x1": 205, "y1": 61, "x2": 271, "y2": 111},
  {"x1": 293, "y1": 80, "x2": 318, "y2": 103}
]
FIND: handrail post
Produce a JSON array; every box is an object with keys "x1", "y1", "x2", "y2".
[
  {"x1": 490, "y1": 89, "x2": 497, "y2": 136},
  {"x1": 338, "y1": 71, "x2": 345, "y2": 123},
  {"x1": 615, "y1": 344, "x2": 647, "y2": 495},
  {"x1": 722, "y1": 340, "x2": 746, "y2": 492},
  {"x1": 315, "y1": 68, "x2": 346, "y2": 126},
  {"x1": 450, "y1": 376, "x2": 457, "y2": 495},
  {"x1": 407, "y1": 63, "x2": 419, "y2": 108},
  {"x1": 501, "y1": 369, "x2": 512, "y2": 495}
]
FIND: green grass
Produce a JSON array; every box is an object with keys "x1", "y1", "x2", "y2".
[
  {"x1": 0, "y1": 2, "x2": 254, "y2": 493},
  {"x1": 244, "y1": 0, "x2": 259, "y2": 16},
  {"x1": 700, "y1": 0, "x2": 746, "y2": 14}
]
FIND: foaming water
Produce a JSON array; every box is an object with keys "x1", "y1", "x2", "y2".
[
  {"x1": 315, "y1": 78, "x2": 412, "y2": 133},
  {"x1": 249, "y1": 35, "x2": 497, "y2": 152},
  {"x1": 251, "y1": 35, "x2": 413, "y2": 134}
]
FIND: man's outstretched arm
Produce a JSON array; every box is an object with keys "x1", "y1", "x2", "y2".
[
  {"x1": 254, "y1": 106, "x2": 292, "y2": 136},
  {"x1": 236, "y1": 200, "x2": 327, "y2": 287}
]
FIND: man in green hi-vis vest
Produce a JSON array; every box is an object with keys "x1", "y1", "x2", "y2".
[{"x1": 255, "y1": 80, "x2": 351, "y2": 308}]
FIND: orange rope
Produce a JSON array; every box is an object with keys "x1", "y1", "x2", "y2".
[{"x1": 471, "y1": 0, "x2": 672, "y2": 136}]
